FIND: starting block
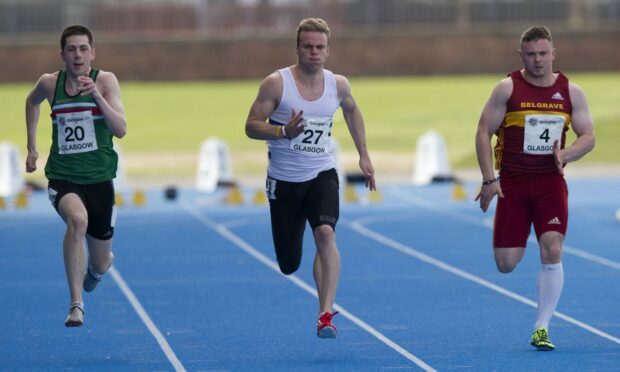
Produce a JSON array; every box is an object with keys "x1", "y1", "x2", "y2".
[
  {"x1": 0, "y1": 142, "x2": 25, "y2": 199},
  {"x1": 115, "y1": 190, "x2": 148, "y2": 207},
  {"x1": 344, "y1": 184, "x2": 359, "y2": 203},
  {"x1": 224, "y1": 185, "x2": 244, "y2": 205},
  {"x1": 15, "y1": 191, "x2": 28, "y2": 208},
  {"x1": 451, "y1": 183, "x2": 468, "y2": 201},
  {"x1": 368, "y1": 190, "x2": 382, "y2": 203},
  {"x1": 412, "y1": 130, "x2": 454, "y2": 185},
  {"x1": 253, "y1": 189, "x2": 267, "y2": 204},
  {"x1": 132, "y1": 190, "x2": 146, "y2": 207},
  {"x1": 115, "y1": 193, "x2": 124, "y2": 207},
  {"x1": 196, "y1": 137, "x2": 235, "y2": 193},
  {"x1": 113, "y1": 144, "x2": 148, "y2": 207}
]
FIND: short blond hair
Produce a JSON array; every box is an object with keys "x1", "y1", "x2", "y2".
[
  {"x1": 296, "y1": 18, "x2": 330, "y2": 46},
  {"x1": 520, "y1": 26, "x2": 553, "y2": 44}
]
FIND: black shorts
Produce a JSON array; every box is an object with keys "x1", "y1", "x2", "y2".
[
  {"x1": 47, "y1": 179, "x2": 116, "y2": 240},
  {"x1": 266, "y1": 168, "x2": 339, "y2": 274}
]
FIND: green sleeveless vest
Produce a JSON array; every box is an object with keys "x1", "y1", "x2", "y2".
[{"x1": 45, "y1": 69, "x2": 118, "y2": 184}]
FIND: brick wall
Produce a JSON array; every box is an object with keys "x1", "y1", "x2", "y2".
[{"x1": 2, "y1": 30, "x2": 618, "y2": 82}]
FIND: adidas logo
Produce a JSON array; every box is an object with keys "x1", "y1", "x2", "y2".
[
  {"x1": 547, "y1": 217, "x2": 561, "y2": 225},
  {"x1": 551, "y1": 92, "x2": 564, "y2": 100}
]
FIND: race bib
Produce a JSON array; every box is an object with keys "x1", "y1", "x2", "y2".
[
  {"x1": 56, "y1": 111, "x2": 98, "y2": 155},
  {"x1": 523, "y1": 114, "x2": 565, "y2": 155},
  {"x1": 289, "y1": 116, "x2": 332, "y2": 156}
]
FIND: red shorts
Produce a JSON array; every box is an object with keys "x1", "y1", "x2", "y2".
[{"x1": 493, "y1": 171, "x2": 568, "y2": 248}]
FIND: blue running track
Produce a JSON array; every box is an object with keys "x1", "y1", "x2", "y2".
[{"x1": 1, "y1": 177, "x2": 619, "y2": 371}]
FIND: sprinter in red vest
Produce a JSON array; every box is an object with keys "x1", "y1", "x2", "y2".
[{"x1": 475, "y1": 26, "x2": 595, "y2": 350}]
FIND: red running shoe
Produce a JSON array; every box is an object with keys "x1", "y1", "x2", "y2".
[{"x1": 317, "y1": 311, "x2": 340, "y2": 338}]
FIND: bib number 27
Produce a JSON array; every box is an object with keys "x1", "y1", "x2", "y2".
[{"x1": 301, "y1": 129, "x2": 324, "y2": 144}]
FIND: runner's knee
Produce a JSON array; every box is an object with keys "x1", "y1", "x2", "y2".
[
  {"x1": 496, "y1": 260, "x2": 517, "y2": 273},
  {"x1": 313, "y1": 224, "x2": 335, "y2": 247},
  {"x1": 539, "y1": 231, "x2": 564, "y2": 263},
  {"x1": 494, "y1": 253, "x2": 521, "y2": 273},
  {"x1": 278, "y1": 259, "x2": 301, "y2": 275},
  {"x1": 66, "y1": 213, "x2": 88, "y2": 235}
]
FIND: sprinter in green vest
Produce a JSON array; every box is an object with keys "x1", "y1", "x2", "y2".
[{"x1": 25, "y1": 25, "x2": 127, "y2": 327}]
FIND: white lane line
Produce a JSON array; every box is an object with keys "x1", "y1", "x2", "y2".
[
  {"x1": 109, "y1": 267, "x2": 187, "y2": 372},
  {"x1": 388, "y1": 186, "x2": 620, "y2": 271},
  {"x1": 347, "y1": 219, "x2": 620, "y2": 346},
  {"x1": 180, "y1": 200, "x2": 436, "y2": 372}
]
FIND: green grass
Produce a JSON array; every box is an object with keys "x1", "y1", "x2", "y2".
[{"x1": 2, "y1": 73, "x2": 618, "y2": 178}]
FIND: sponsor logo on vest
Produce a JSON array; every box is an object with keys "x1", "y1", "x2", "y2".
[
  {"x1": 66, "y1": 116, "x2": 84, "y2": 124},
  {"x1": 520, "y1": 102, "x2": 564, "y2": 110},
  {"x1": 551, "y1": 92, "x2": 564, "y2": 100},
  {"x1": 527, "y1": 117, "x2": 562, "y2": 127}
]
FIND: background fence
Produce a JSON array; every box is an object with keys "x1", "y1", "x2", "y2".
[
  {"x1": 2, "y1": 0, "x2": 620, "y2": 39},
  {"x1": 1, "y1": 0, "x2": 619, "y2": 82}
]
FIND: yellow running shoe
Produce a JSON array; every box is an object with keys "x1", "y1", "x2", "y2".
[{"x1": 531, "y1": 327, "x2": 555, "y2": 351}]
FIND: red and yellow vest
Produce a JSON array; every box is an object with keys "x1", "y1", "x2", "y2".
[{"x1": 495, "y1": 70, "x2": 572, "y2": 174}]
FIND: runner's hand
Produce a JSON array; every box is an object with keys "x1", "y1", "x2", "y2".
[
  {"x1": 284, "y1": 109, "x2": 304, "y2": 139},
  {"x1": 359, "y1": 157, "x2": 376, "y2": 191},
  {"x1": 26, "y1": 149, "x2": 38, "y2": 173},
  {"x1": 78, "y1": 76, "x2": 100, "y2": 98},
  {"x1": 475, "y1": 182, "x2": 503, "y2": 212}
]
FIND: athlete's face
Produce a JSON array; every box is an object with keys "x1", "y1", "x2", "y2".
[
  {"x1": 61, "y1": 35, "x2": 95, "y2": 77},
  {"x1": 296, "y1": 31, "x2": 329, "y2": 72},
  {"x1": 519, "y1": 38, "x2": 555, "y2": 79}
]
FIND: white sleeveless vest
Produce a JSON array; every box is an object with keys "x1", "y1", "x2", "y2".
[{"x1": 267, "y1": 67, "x2": 340, "y2": 182}]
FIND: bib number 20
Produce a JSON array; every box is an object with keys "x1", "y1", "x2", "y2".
[{"x1": 65, "y1": 126, "x2": 86, "y2": 142}]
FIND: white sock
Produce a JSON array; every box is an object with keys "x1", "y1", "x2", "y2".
[{"x1": 534, "y1": 262, "x2": 564, "y2": 330}]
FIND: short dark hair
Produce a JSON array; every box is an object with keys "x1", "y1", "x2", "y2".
[
  {"x1": 60, "y1": 25, "x2": 93, "y2": 50},
  {"x1": 296, "y1": 18, "x2": 330, "y2": 47},
  {"x1": 520, "y1": 26, "x2": 552, "y2": 44}
]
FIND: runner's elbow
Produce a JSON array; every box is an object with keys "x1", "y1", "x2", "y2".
[{"x1": 115, "y1": 125, "x2": 127, "y2": 139}]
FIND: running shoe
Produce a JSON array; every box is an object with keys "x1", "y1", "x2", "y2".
[
  {"x1": 83, "y1": 265, "x2": 102, "y2": 293},
  {"x1": 64, "y1": 302, "x2": 84, "y2": 327},
  {"x1": 83, "y1": 252, "x2": 114, "y2": 292},
  {"x1": 317, "y1": 311, "x2": 339, "y2": 338},
  {"x1": 531, "y1": 327, "x2": 555, "y2": 351}
]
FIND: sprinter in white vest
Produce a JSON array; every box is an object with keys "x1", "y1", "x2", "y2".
[{"x1": 245, "y1": 18, "x2": 376, "y2": 338}]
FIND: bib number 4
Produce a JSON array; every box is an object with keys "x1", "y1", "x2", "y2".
[{"x1": 523, "y1": 114, "x2": 565, "y2": 155}]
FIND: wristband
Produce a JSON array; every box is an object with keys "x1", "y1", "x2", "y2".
[
  {"x1": 482, "y1": 176, "x2": 499, "y2": 185},
  {"x1": 281, "y1": 125, "x2": 288, "y2": 139},
  {"x1": 275, "y1": 126, "x2": 282, "y2": 138}
]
